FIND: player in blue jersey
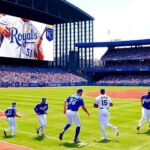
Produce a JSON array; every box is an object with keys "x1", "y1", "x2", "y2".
[
  {"x1": 4, "y1": 102, "x2": 21, "y2": 137},
  {"x1": 137, "y1": 90, "x2": 150, "y2": 131},
  {"x1": 59, "y1": 88, "x2": 90, "y2": 144},
  {"x1": 34, "y1": 97, "x2": 48, "y2": 138}
]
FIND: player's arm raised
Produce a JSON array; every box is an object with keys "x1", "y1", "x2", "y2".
[
  {"x1": 0, "y1": 24, "x2": 10, "y2": 38},
  {"x1": 34, "y1": 105, "x2": 40, "y2": 115},
  {"x1": 35, "y1": 39, "x2": 44, "y2": 60}
]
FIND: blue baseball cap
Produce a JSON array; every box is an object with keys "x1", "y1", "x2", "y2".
[
  {"x1": 42, "y1": 97, "x2": 46, "y2": 100},
  {"x1": 100, "y1": 88, "x2": 105, "y2": 93},
  {"x1": 12, "y1": 102, "x2": 16, "y2": 105},
  {"x1": 77, "y1": 88, "x2": 83, "y2": 93}
]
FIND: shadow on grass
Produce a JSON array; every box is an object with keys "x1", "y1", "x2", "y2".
[
  {"x1": 59, "y1": 142, "x2": 87, "y2": 148},
  {"x1": 144, "y1": 129, "x2": 150, "y2": 135},
  {"x1": 94, "y1": 139, "x2": 119, "y2": 143},
  {"x1": 3, "y1": 135, "x2": 14, "y2": 139},
  {"x1": 33, "y1": 136, "x2": 45, "y2": 141},
  {"x1": 137, "y1": 129, "x2": 150, "y2": 135}
]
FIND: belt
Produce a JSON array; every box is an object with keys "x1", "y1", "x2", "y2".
[
  {"x1": 67, "y1": 109, "x2": 77, "y2": 112},
  {"x1": 100, "y1": 108, "x2": 108, "y2": 109}
]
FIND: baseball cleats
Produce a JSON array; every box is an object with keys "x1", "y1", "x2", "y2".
[
  {"x1": 41, "y1": 134, "x2": 45, "y2": 138},
  {"x1": 4, "y1": 131, "x2": 7, "y2": 137},
  {"x1": 100, "y1": 138, "x2": 108, "y2": 141},
  {"x1": 59, "y1": 131, "x2": 64, "y2": 140},
  {"x1": 36, "y1": 128, "x2": 39, "y2": 134},
  {"x1": 114, "y1": 128, "x2": 119, "y2": 136},
  {"x1": 137, "y1": 126, "x2": 140, "y2": 131},
  {"x1": 74, "y1": 139, "x2": 81, "y2": 144}
]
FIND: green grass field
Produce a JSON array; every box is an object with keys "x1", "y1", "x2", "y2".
[{"x1": 0, "y1": 86, "x2": 149, "y2": 150}]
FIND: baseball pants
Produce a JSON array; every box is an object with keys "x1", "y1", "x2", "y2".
[
  {"x1": 99, "y1": 109, "x2": 117, "y2": 139},
  {"x1": 138, "y1": 107, "x2": 150, "y2": 127},
  {"x1": 66, "y1": 110, "x2": 81, "y2": 127},
  {"x1": 38, "y1": 114, "x2": 46, "y2": 134},
  {"x1": 5, "y1": 117, "x2": 16, "y2": 136}
]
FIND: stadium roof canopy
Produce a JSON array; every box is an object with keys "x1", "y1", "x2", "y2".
[
  {"x1": 75, "y1": 39, "x2": 150, "y2": 48},
  {"x1": 0, "y1": 0, "x2": 94, "y2": 24}
]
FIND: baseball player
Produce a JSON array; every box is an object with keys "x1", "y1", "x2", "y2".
[
  {"x1": 0, "y1": 14, "x2": 44, "y2": 60},
  {"x1": 34, "y1": 97, "x2": 48, "y2": 138},
  {"x1": 93, "y1": 88, "x2": 119, "y2": 141},
  {"x1": 4, "y1": 102, "x2": 21, "y2": 137},
  {"x1": 59, "y1": 88, "x2": 90, "y2": 144},
  {"x1": 137, "y1": 90, "x2": 150, "y2": 131}
]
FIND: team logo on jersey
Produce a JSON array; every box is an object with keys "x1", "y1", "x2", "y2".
[
  {"x1": 9, "y1": 27, "x2": 38, "y2": 46},
  {"x1": 46, "y1": 28, "x2": 53, "y2": 41},
  {"x1": 26, "y1": 26, "x2": 30, "y2": 32}
]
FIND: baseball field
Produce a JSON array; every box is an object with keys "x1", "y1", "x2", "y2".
[{"x1": 0, "y1": 86, "x2": 149, "y2": 150}]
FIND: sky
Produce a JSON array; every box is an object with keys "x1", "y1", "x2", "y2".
[{"x1": 68, "y1": 0, "x2": 150, "y2": 59}]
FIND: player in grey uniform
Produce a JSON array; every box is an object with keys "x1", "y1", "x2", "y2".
[
  {"x1": 0, "y1": 15, "x2": 44, "y2": 60},
  {"x1": 93, "y1": 88, "x2": 119, "y2": 141}
]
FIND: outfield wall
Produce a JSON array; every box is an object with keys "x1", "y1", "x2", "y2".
[
  {"x1": 0, "y1": 82, "x2": 88, "y2": 87},
  {"x1": 95, "y1": 83, "x2": 150, "y2": 86}
]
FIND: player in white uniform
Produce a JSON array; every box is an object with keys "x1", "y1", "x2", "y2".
[
  {"x1": 0, "y1": 15, "x2": 44, "y2": 60},
  {"x1": 93, "y1": 88, "x2": 119, "y2": 140},
  {"x1": 4, "y1": 102, "x2": 21, "y2": 137}
]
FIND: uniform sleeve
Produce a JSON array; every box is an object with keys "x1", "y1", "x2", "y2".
[
  {"x1": 108, "y1": 96, "x2": 112, "y2": 103},
  {"x1": 46, "y1": 104, "x2": 48, "y2": 111},
  {"x1": 0, "y1": 15, "x2": 13, "y2": 26},
  {"x1": 13, "y1": 109, "x2": 16, "y2": 116},
  {"x1": 34, "y1": 104, "x2": 38, "y2": 113},
  {"x1": 80, "y1": 99, "x2": 84, "y2": 106},
  {"x1": 0, "y1": 15, "x2": 8, "y2": 25},
  {"x1": 94, "y1": 97, "x2": 99, "y2": 105},
  {"x1": 66, "y1": 96, "x2": 70, "y2": 103}
]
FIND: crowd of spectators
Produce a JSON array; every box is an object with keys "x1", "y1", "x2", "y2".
[
  {"x1": 104, "y1": 61, "x2": 150, "y2": 69},
  {"x1": 96, "y1": 73, "x2": 150, "y2": 85},
  {"x1": 101, "y1": 47, "x2": 150, "y2": 61},
  {"x1": 0, "y1": 65, "x2": 87, "y2": 84}
]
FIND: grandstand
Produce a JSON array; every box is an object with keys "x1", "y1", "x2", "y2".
[
  {"x1": 78, "y1": 40, "x2": 150, "y2": 86},
  {"x1": 0, "y1": 0, "x2": 150, "y2": 87},
  {"x1": 0, "y1": 0, "x2": 93, "y2": 87},
  {"x1": 0, "y1": 65, "x2": 87, "y2": 87}
]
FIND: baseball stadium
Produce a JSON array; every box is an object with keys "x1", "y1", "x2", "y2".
[{"x1": 0, "y1": 0, "x2": 150, "y2": 150}]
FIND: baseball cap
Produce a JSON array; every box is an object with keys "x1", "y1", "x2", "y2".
[
  {"x1": 100, "y1": 88, "x2": 105, "y2": 93},
  {"x1": 42, "y1": 97, "x2": 46, "y2": 100},
  {"x1": 12, "y1": 102, "x2": 16, "y2": 105},
  {"x1": 77, "y1": 88, "x2": 83, "y2": 93}
]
